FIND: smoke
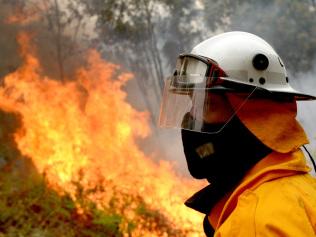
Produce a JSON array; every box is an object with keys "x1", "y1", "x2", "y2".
[
  {"x1": 0, "y1": 1, "x2": 23, "y2": 78},
  {"x1": 293, "y1": 63, "x2": 316, "y2": 148},
  {"x1": 0, "y1": 0, "x2": 98, "y2": 81}
]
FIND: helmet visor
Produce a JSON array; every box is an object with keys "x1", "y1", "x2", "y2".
[
  {"x1": 159, "y1": 54, "x2": 258, "y2": 133},
  {"x1": 159, "y1": 76, "x2": 257, "y2": 133}
]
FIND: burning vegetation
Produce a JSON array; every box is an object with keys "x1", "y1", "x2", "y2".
[{"x1": 0, "y1": 33, "x2": 204, "y2": 236}]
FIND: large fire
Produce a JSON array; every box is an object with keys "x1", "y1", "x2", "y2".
[{"x1": 0, "y1": 33, "x2": 205, "y2": 236}]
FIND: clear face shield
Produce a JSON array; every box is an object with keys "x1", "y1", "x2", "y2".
[{"x1": 159, "y1": 54, "x2": 257, "y2": 134}]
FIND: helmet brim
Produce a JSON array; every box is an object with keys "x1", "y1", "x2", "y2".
[{"x1": 216, "y1": 77, "x2": 316, "y2": 101}]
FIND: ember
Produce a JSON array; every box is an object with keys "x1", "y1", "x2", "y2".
[{"x1": 0, "y1": 33, "x2": 205, "y2": 236}]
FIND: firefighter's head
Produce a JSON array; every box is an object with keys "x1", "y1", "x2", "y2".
[{"x1": 159, "y1": 31, "x2": 315, "y2": 180}]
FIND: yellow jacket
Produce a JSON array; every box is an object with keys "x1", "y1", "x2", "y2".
[{"x1": 209, "y1": 150, "x2": 316, "y2": 236}]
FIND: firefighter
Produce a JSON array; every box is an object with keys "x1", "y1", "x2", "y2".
[{"x1": 159, "y1": 31, "x2": 316, "y2": 236}]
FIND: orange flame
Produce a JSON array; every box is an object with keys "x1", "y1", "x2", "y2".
[{"x1": 0, "y1": 33, "x2": 205, "y2": 236}]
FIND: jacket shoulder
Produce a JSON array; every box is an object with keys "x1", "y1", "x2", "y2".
[
  {"x1": 215, "y1": 174, "x2": 316, "y2": 237},
  {"x1": 253, "y1": 173, "x2": 316, "y2": 236}
]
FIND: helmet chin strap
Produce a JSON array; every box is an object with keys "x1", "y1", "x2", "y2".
[{"x1": 303, "y1": 145, "x2": 316, "y2": 173}]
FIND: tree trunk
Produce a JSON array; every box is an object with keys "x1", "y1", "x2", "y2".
[{"x1": 53, "y1": 0, "x2": 65, "y2": 82}]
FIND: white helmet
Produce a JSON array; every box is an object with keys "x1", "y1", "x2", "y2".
[
  {"x1": 191, "y1": 31, "x2": 315, "y2": 99},
  {"x1": 159, "y1": 31, "x2": 316, "y2": 134}
]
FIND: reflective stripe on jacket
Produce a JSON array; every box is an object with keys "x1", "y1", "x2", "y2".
[{"x1": 209, "y1": 150, "x2": 316, "y2": 236}]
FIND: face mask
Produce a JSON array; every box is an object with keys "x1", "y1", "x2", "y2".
[{"x1": 181, "y1": 115, "x2": 271, "y2": 184}]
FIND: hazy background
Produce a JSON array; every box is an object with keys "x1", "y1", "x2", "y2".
[
  {"x1": 0, "y1": 1, "x2": 316, "y2": 236},
  {"x1": 1, "y1": 0, "x2": 316, "y2": 173}
]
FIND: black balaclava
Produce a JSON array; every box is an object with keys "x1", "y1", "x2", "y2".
[{"x1": 181, "y1": 113, "x2": 272, "y2": 217}]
